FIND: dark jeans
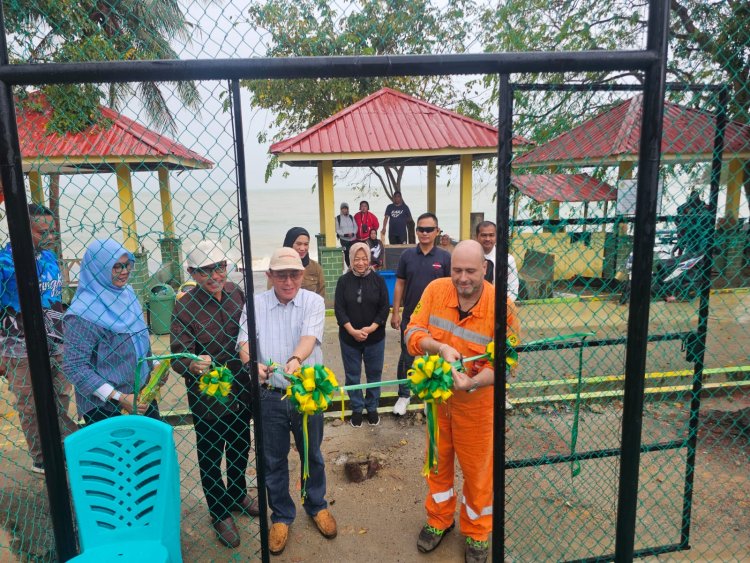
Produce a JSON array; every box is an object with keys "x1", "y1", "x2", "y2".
[
  {"x1": 260, "y1": 387, "x2": 327, "y2": 524},
  {"x1": 193, "y1": 409, "x2": 252, "y2": 522},
  {"x1": 341, "y1": 239, "x2": 355, "y2": 267},
  {"x1": 82, "y1": 401, "x2": 160, "y2": 425},
  {"x1": 389, "y1": 233, "x2": 407, "y2": 245},
  {"x1": 339, "y1": 336, "x2": 384, "y2": 413},
  {"x1": 397, "y1": 326, "x2": 414, "y2": 399}
]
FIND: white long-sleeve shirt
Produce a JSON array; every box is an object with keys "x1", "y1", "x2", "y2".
[{"x1": 485, "y1": 247, "x2": 519, "y2": 302}]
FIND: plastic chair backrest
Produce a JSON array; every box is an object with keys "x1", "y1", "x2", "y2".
[{"x1": 64, "y1": 416, "x2": 181, "y2": 561}]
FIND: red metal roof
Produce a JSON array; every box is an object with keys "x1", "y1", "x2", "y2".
[
  {"x1": 512, "y1": 174, "x2": 616, "y2": 202},
  {"x1": 271, "y1": 87, "x2": 531, "y2": 165},
  {"x1": 515, "y1": 95, "x2": 750, "y2": 167},
  {"x1": 16, "y1": 92, "x2": 213, "y2": 171}
]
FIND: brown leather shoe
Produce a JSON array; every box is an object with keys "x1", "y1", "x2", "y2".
[
  {"x1": 269, "y1": 522, "x2": 289, "y2": 555},
  {"x1": 231, "y1": 495, "x2": 261, "y2": 517},
  {"x1": 312, "y1": 508, "x2": 337, "y2": 539},
  {"x1": 213, "y1": 516, "x2": 240, "y2": 548}
]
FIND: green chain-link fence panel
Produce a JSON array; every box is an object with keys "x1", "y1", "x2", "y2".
[{"x1": 0, "y1": 0, "x2": 748, "y2": 561}]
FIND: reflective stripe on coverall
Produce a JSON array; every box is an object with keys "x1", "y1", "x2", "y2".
[{"x1": 405, "y1": 277, "x2": 519, "y2": 541}]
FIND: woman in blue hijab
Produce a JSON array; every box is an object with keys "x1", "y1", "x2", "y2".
[{"x1": 64, "y1": 239, "x2": 158, "y2": 424}]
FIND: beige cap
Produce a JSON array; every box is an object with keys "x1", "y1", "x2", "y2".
[
  {"x1": 269, "y1": 247, "x2": 304, "y2": 271},
  {"x1": 185, "y1": 240, "x2": 226, "y2": 269}
]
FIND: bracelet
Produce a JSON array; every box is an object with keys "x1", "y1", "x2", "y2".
[
  {"x1": 466, "y1": 380, "x2": 480, "y2": 393},
  {"x1": 286, "y1": 355, "x2": 303, "y2": 365}
]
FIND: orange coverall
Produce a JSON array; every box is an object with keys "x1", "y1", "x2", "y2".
[{"x1": 405, "y1": 277, "x2": 519, "y2": 541}]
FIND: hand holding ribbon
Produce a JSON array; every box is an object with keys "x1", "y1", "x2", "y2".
[{"x1": 198, "y1": 365, "x2": 234, "y2": 402}]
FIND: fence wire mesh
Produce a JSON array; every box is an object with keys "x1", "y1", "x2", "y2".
[{"x1": 0, "y1": 0, "x2": 748, "y2": 561}]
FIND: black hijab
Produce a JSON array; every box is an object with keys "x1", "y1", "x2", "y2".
[{"x1": 283, "y1": 227, "x2": 311, "y2": 267}]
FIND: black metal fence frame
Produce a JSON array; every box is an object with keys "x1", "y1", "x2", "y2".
[{"x1": 0, "y1": 0, "x2": 673, "y2": 561}]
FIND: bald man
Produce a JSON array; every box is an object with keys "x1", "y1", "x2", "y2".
[{"x1": 405, "y1": 240, "x2": 520, "y2": 563}]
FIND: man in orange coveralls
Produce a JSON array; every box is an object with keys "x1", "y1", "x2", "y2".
[{"x1": 405, "y1": 240, "x2": 520, "y2": 563}]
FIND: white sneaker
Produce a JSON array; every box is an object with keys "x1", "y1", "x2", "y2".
[
  {"x1": 505, "y1": 398, "x2": 513, "y2": 410},
  {"x1": 393, "y1": 397, "x2": 410, "y2": 416}
]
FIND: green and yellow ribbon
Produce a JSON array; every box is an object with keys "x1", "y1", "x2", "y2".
[
  {"x1": 283, "y1": 364, "x2": 339, "y2": 497},
  {"x1": 138, "y1": 360, "x2": 171, "y2": 404},
  {"x1": 198, "y1": 365, "x2": 234, "y2": 402},
  {"x1": 407, "y1": 355, "x2": 454, "y2": 477}
]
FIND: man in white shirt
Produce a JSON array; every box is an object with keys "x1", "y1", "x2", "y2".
[
  {"x1": 238, "y1": 247, "x2": 337, "y2": 555},
  {"x1": 475, "y1": 221, "x2": 519, "y2": 302}
]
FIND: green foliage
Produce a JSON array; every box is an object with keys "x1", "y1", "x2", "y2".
[
  {"x1": 4, "y1": 0, "x2": 202, "y2": 133},
  {"x1": 241, "y1": 0, "x2": 476, "y2": 195}
]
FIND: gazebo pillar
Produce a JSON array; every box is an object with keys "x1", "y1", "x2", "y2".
[
  {"x1": 724, "y1": 158, "x2": 743, "y2": 219},
  {"x1": 459, "y1": 154, "x2": 472, "y2": 241},
  {"x1": 427, "y1": 160, "x2": 437, "y2": 214},
  {"x1": 158, "y1": 167, "x2": 183, "y2": 284},
  {"x1": 317, "y1": 161, "x2": 336, "y2": 247},
  {"x1": 116, "y1": 163, "x2": 139, "y2": 253},
  {"x1": 28, "y1": 170, "x2": 45, "y2": 205}
]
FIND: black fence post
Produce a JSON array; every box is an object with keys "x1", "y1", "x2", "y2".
[
  {"x1": 0, "y1": 5, "x2": 77, "y2": 561},
  {"x1": 229, "y1": 79, "x2": 270, "y2": 563},
  {"x1": 614, "y1": 0, "x2": 670, "y2": 560},
  {"x1": 492, "y1": 73, "x2": 513, "y2": 563}
]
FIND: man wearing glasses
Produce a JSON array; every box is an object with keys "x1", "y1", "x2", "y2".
[
  {"x1": 170, "y1": 240, "x2": 258, "y2": 549},
  {"x1": 238, "y1": 247, "x2": 337, "y2": 556},
  {"x1": 389, "y1": 213, "x2": 451, "y2": 415},
  {"x1": 0, "y1": 204, "x2": 78, "y2": 475}
]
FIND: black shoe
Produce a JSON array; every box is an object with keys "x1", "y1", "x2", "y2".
[
  {"x1": 350, "y1": 412, "x2": 363, "y2": 427},
  {"x1": 231, "y1": 495, "x2": 260, "y2": 517},
  {"x1": 366, "y1": 411, "x2": 380, "y2": 426},
  {"x1": 417, "y1": 521, "x2": 455, "y2": 553},
  {"x1": 213, "y1": 516, "x2": 240, "y2": 548},
  {"x1": 465, "y1": 537, "x2": 490, "y2": 563}
]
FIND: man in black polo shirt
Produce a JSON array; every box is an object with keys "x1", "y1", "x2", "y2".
[{"x1": 389, "y1": 212, "x2": 451, "y2": 415}]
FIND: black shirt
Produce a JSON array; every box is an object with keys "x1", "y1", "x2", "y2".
[
  {"x1": 334, "y1": 271, "x2": 391, "y2": 347},
  {"x1": 396, "y1": 245, "x2": 451, "y2": 329}
]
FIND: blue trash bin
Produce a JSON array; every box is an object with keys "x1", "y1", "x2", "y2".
[{"x1": 379, "y1": 270, "x2": 396, "y2": 306}]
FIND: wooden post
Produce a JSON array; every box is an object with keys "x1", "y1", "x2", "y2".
[
  {"x1": 158, "y1": 167, "x2": 175, "y2": 237},
  {"x1": 459, "y1": 154, "x2": 472, "y2": 241},
  {"x1": 48, "y1": 174, "x2": 63, "y2": 259},
  {"x1": 116, "y1": 163, "x2": 138, "y2": 253},
  {"x1": 317, "y1": 161, "x2": 336, "y2": 247},
  {"x1": 427, "y1": 160, "x2": 437, "y2": 214},
  {"x1": 28, "y1": 170, "x2": 45, "y2": 205},
  {"x1": 724, "y1": 158, "x2": 742, "y2": 220}
]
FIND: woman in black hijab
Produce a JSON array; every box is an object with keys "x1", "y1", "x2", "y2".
[{"x1": 276, "y1": 227, "x2": 325, "y2": 298}]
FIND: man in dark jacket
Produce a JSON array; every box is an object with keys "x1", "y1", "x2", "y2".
[{"x1": 170, "y1": 240, "x2": 258, "y2": 549}]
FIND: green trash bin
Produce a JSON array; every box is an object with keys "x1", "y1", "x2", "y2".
[{"x1": 149, "y1": 284, "x2": 176, "y2": 335}]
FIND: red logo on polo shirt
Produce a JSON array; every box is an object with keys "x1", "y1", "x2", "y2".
[{"x1": 433, "y1": 262, "x2": 442, "y2": 269}]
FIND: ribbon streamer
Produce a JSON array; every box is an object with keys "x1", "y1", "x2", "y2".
[
  {"x1": 138, "y1": 360, "x2": 171, "y2": 404},
  {"x1": 198, "y1": 365, "x2": 234, "y2": 402}
]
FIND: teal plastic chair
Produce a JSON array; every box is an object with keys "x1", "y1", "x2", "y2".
[{"x1": 64, "y1": 416, "x2": 182, "y2": 562}]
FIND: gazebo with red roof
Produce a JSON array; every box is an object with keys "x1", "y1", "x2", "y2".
[
  {"x1": 271, "y1": 87, "x2": 531, "y2": 244},
  {"x1": 8, "y1": 93, "x2": 213, "y2": 256}
]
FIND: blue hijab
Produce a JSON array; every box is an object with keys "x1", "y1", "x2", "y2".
[{"x1": 66, "y1": 239, "x2": 149, "y2": 361}]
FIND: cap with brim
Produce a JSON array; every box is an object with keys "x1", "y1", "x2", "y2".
[
  {"x1": 186, "y1": 240, "x2": 227, "y2": 269},
  {"x1": 269, "y1": 247, "x2": 305, "y2": 271}
]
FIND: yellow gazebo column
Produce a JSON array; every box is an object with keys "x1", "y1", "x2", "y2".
[
  {"x1": 116, "y1": 163, "x2": 139, "y2": 253},
  {"x1": 459, "y1": 154, "x2": 472, "y2": 241},
  {"x1": 427, "y1": 160, "x2": 437, "y2": 214},
  {"x1": 158, "y1": 167, "x2": 176, "y2": 237},
  {"x1": 317, "y1": 161, "x2": 336, "y2": 247},
  {"x1": 724, "y1": 159, "x2": 743, "y2": 220},
  {"x1": 28, "y1": 171, "x2": 45, "y2": 205}
]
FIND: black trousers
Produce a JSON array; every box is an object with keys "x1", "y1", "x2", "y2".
[
  {"x1": 193, "y1": 409, "x2": 252, "y2": 522},
  {"x1": 341, "y1": 239, "x2": 355, "y2": 267},
  {"x1": 82, "y1": 401, "x2": 160, "y2": 424}
]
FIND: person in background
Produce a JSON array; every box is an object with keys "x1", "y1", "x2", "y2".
[
  {"x1": 268, "y1": 227, "x2": 326, "y2": 299},
  {"x1": 475, "y1": 221, "x2": 519, "y2": 302},
  {"x1": 63, "y1": 239, "x2": 158, "y2": 423},
  {"x1": 171, "y1": 240, "x2": 258, "y2": 549},
  {"x1": 354, "y1": 201, "x2": 379, "y2": 242},
  {"x1": 381, "y1": 191, "x2": 412, "y2": 244},
  {"x1": 367, "y1": 228, "x2": 384, "y2": 270},
  {"x1": 335, "y1": 202, "x2": 357, "y2": 269},
  {"x1": 0, "y1": 203, "x2": 78, "y2": 475},
  {"x1": 405, "y1": 240, "x2": 521, "y2": 563},
  {"x1": 437, "y1": 232, "x2": 455, "y2": 254},
  {"x1": 389, "y1": 212, "x2": 451, "y2": 416},
  {"x1": 238, "y1": 247, "x2": 337, "y2": 556},
  {"x1": 334, "y1": 242, "x2": 390, "y2": 427}
]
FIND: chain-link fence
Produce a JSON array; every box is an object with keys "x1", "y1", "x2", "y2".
[{"x1": 0, "y1": 0, "x2": 748, "y2": 561}]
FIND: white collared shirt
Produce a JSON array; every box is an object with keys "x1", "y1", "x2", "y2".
[
  {"x1": 238, "y1": 288, "x2": 325, "y2": 388},
  {"x1": 485, "y1": 246, "x2": 519, "y2": 302}
]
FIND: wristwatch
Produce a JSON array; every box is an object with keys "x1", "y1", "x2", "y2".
[
  {"x1": 111, "y1": 390, "x2": 123, "y2": 402},
  {"x1": 287, "y1": 355, "x2": 303, "y2": 365}
]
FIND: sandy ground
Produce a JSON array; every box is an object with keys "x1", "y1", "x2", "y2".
[{"x1": 0, "y1": 291, "x2": 748, "y2": 561}]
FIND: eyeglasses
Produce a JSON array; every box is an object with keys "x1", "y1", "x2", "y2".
[
  {"x1": 193, "y1": 263, "x2": 227, "y2": 277},
  {"x1": 416, "y1": 226, "x2": 437, "y2": 233},
  {"x1": 112, "y1": 260, "x2": 134, "y2": 273},
  {"x1": 270, "y1": 270, "x2": 304, "y2": 282}
]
